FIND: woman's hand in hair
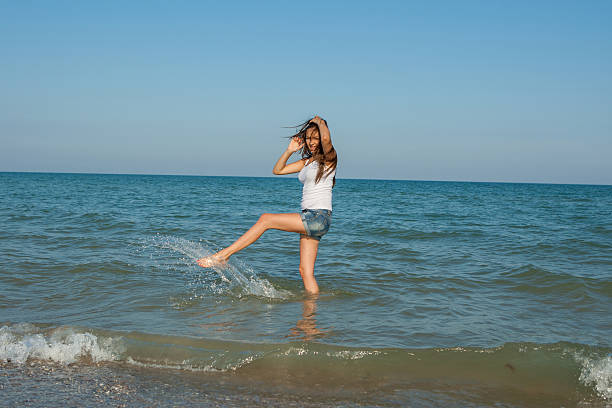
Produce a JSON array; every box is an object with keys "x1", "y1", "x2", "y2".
[
  {"x1": 310, "y1": 116, "x2": 327, "y2": 128},
  {"x1": 287, "y1": 136, "x2": 304, "y2": 153}
]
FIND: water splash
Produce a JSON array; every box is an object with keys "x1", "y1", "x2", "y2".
[
  {"x1": 141, "y1": 235, "x2": 291, "y2": 300},
  {"x1": 0, "y1": 323, "x2": 122, "y2": 364},
  {"x1": 576, "y1": 352, "x2": 612, "y2": 401}
]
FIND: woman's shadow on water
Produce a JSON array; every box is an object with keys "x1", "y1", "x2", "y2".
[{"x1": 286, "y1": 294, "x2": 329, "y2": 342}]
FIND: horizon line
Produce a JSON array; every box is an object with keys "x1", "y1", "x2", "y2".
[{"x1": 1, "y1": 170, "x2": 610, "y2": 187}]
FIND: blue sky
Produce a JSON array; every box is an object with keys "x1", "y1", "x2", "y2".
[{"x1": 1, "y1": 1, "x2": 611, "y2": 184}]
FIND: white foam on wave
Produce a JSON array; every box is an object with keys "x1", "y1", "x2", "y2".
[
  {"x1": 0, "y1": 323, "x2": 257, "y2": 373},
  {"x1": 327, "y1": 350, "x2": 382, "y2": 360},
  {"x1": 144, "y1": 235, "x2": 292, "y2": 299},
  {"x1": 280, "y1": 346, "x2": 382, "y2": 360},
  {"x1": 0, "y1": 323, "x2": 122, "y2": 365},
  {"x1": 124, "y1": 352, "x2": 259, "y2": 373},
  {"x1": 575, "y1": 353, "x2": 612, "y2": 401}
]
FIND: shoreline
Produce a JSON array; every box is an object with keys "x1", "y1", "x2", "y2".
[
  {"x1": 0, "y1": 360, "x2": 391, "y2": 408},
  {"x1": 2, "y1": 355, "x2": 608, "y2": 408}
]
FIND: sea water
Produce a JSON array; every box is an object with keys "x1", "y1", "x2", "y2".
[{"x1": 1, "y1": 172, "x2": 610, "y2": 406}]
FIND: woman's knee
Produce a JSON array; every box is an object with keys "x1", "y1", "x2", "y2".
[
  {"x1": 257, "y1": 213, "x2": 271, "y2": 227},
  {"x1": 299, "y1": 264, "x2": 313, "y2": 278}
]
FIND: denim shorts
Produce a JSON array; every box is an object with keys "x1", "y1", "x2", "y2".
[{"x1": 300, "y1": 209, "x2": 332, "y2": 241}]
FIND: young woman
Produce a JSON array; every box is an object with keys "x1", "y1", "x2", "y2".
[{"x1": 197, "y1": 115, "x2": 337, "y2": 294}]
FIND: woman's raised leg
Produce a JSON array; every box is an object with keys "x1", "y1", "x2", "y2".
[
  {"x1": 197, "y1": 213, "x2": 306, "y2": 267},
  {"x1": 299, "y1": 235, "x2": 320, "y2": 294}
]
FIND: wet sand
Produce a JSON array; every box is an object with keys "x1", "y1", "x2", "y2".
[
  {"x1": 2, "y1": 358, "x2": 607, "y2": 407},
  {"x1": 0, "y1": 360, "x2": 377, "y2": 407}
]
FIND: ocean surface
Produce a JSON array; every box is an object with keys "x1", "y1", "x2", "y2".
[{"x1": 1, "y1": 172, "x2": 610, "y2": 407}]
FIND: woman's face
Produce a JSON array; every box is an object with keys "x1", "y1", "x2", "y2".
[{"x1": 305, "y1": 127, "x2": 320, "y2": 153}]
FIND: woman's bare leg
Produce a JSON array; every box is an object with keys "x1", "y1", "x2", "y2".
[
  {"x1": 197, "y1": 213, "x2": 306, "y2": 267},
  {"x1": 299, "y1": 235, "x2": 320, "y2": 294}
]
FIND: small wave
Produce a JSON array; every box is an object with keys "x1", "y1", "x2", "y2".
[
  {"x1": 8, "y1": 214, "x2": 43, "y2": 221},
  {"x1": 0, "y1": 323, "x2": 121, "y2": 365},
  {"x1": 499, "y1": 264, "x2": 579, "y2": 284},
  {"x1": 369, "y1": 227, "x2": 483, "y2": 241},
  {"x1": 495, "y1": 264, "x2": 609, "y2": 300},
  {"x1": 1, "y1": 323, "x2": 611, "y2": 403},
  {"x1": 123, "y1": 352, "x2": 261, "y2": 373},
  {"x1": 0, "y1": 323, "x2": 262, "y2": 372}
]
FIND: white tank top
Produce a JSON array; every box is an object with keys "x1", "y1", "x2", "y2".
[{"x1": 298, "y1": 159, "x2": 336, "y2": 211}]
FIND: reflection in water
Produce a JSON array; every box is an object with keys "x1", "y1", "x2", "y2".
[{"x1": 287, "y1": 295, "x2": 328, "y2": 341}]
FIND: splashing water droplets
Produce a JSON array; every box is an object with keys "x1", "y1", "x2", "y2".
[{"x1": 141, "y1": 235, "x2": 290, "y2": 300}]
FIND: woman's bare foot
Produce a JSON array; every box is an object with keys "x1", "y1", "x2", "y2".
[{"x1": 196, "y1": 253, "x2": 228, "y2": 268}]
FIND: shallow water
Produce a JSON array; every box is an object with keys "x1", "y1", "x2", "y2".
[{"x1": 1, "y1": 172, "x2": 611, "y2": 406}]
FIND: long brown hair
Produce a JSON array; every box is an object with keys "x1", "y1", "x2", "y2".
[{"x1": 288, "y1": 118, "x2": 338, "y2": 187}]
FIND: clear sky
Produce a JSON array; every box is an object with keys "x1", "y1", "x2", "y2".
[{"x1": 1, "y1": 1, "x2": 611, "y2": 184}]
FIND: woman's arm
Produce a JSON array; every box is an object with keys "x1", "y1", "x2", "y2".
[
  {"x1": 310, "y1": 116, "x2": 334, "y2": 155},
  {"x1": 272, "y1": 137, "x2": 306, "y2": 175}
]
